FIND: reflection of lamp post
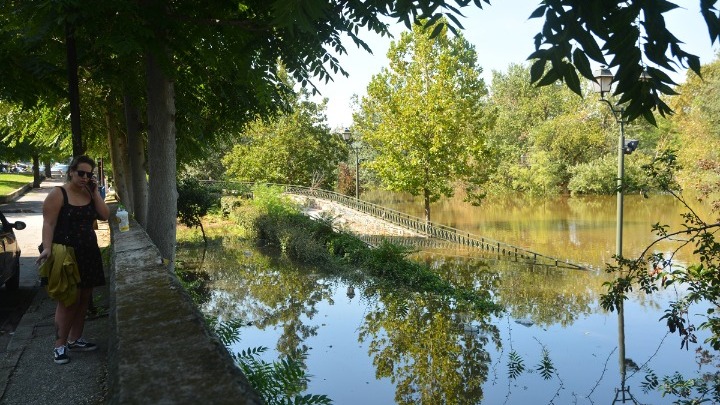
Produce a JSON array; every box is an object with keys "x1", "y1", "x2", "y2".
[
  {"x1": 341, "y1": 128, "x2": 361, "y2": 198},
  {"x1": 593, "y1": 67, "x2": 643, "y2": 404}
]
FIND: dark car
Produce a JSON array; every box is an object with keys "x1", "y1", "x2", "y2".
[{"x1": 0, "y1": 211, "x2": 26, "y2": 290}]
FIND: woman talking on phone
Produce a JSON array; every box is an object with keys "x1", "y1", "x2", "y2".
[{"x1": 37, "y1": 155, "x2": 110, "y2": 364}]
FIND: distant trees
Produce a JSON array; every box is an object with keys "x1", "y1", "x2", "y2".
[
  {"x1": 483, "y1": 63, "x2": 658, "y2": 196},
  {"x1": 223, "y1": 87, "x2": 345, "y2": 188},
  {"x1": 669, "y1": 56, "x2": 720, "y2": 202}
]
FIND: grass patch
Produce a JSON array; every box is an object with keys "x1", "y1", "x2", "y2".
[{"x1": 0, "y1": 173, "x2": 34, "y2": 196}]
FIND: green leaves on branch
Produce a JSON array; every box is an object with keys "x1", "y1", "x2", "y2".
[
  {"x1": 527, "y1": 0, "x2": 716, "y2": 123},
  {"x1": 356, "y1": 18, "x2": 489, "y2": 220}
]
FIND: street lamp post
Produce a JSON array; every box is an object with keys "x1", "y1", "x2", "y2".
[
  {"x1": 593, "y1": 67, "x2": 642, "y2": 403},
  {"x1": 341, "y1": 128, "x2": 361, "y2": 198}
]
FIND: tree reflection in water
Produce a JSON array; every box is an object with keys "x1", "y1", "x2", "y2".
[
  {"x1": 177, "y1": 235, "x2": 713, "y2": 404},
  {"x1": 359, "y1": 290, "x2": 500, "y2": 404}
]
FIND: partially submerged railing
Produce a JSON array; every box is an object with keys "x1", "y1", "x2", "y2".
[{"x1": 208, "y1": 181, "x2": 587, "y2": 270}]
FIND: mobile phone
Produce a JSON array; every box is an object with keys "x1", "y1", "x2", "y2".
[{"x1": 88, "y1": 179, "x2": 97, "y2": 191}]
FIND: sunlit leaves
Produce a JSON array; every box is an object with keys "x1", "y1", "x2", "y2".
[
  {"x1": 222, "y1": 87, "x2": 343, "y2": 188},
  {"x1": 236, "y1": 345, "x2": 331, "y2": 404},
  {"x1": 527, "y1": 0, "x2": 718, "y2": 123},
  {"x1": 355, "y1": 18, "x2": 488, "y2": 220}
]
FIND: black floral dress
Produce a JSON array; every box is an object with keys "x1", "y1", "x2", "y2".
[{"x1": 52, "y1": 186, "x2": 105, "y2": 288}]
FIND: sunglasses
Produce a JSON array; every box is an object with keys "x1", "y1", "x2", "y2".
[{"x1": 76, "y1": 170, "x2": 94, "y2": 179}]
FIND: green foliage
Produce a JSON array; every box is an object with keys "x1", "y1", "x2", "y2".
[
  {"x1": 325, "y1": 232, "x2": 368, "y2": 264},
  {"x1": 483, "y1": 62, "x2": 670, "y2": 197},
  {"x1": 177, "y1": 178, "x2": 222, "y2": 244},
  {"x1": 0, "y1": 100, "x2": 71, "y2": 166},
  {"x1": 176, "y1": 261, "x2": 331, "y2": 405},
  {"x1": 222, "y1": 80, "x2": 344, "y2": 188},
  {"x1": 250, "y1": 184, "x2": 300, "y2": 218},
  {"x1": 361, "y1": 242, "x2": 449, "y2": 292},
  {"x1": 641, "y1": 370, "x2": 659, "y2": 394},
  {"x1": 599, "y1": 149, "x2": 720, "y2": 401},
  {"x1": 236, "y1": 347, "x2": 331, "y2": 405},
  {"x1": 536, "y1": 347, "x2": 556, "y2": 380},
  {"x1": 643, "y1": 364, "x2": 718, "y2": 403},
  {"x1": 528, "y1": 0, "x2": 716, "y2": 123},
  {"x1": 499, "y1": 343, "x2": 557, "y2": 384},
  {"x1": 226, "y1": 191, "x2": 498, "y2": 311},
  {"x1": 670, "y1": 56, "x2": 720, "y2": 207},
  {"x1": 567, "y1": 155, "x2": 618, "y2": 194},
  {"x1": 507, "y1": 350, "x2": 525, "y2": 380},
  {"x1": 568, "y1": 153, "x2": 655, "y2": 195},
  {"x1": 355, "y1": 18, "x2": 489, "y2": 220},
  {"x1": 174, "y1": 266, "x2": 212, "y2": 306},
  {"x1": 485, "y1": 64, "x2": 604, "y2": 196},
  {"x1": 177, "y1": 178, "x2": 221, "y2": 229},
  {"x1": 205, "y1": 317, "x2": 246, "y2": 347}
]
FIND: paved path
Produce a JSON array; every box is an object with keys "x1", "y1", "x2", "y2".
[{"x1": 0, "y1": 180, "x2": 110, "y2": 404}]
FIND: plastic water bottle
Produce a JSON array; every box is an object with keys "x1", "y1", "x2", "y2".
[{"x1": 117, "y1": 206, "x2": 130, "y2": 232}]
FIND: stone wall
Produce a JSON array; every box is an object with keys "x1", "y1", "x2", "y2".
[{"x1": 107, "y1": 207, "x2": 262, "y2": 404}]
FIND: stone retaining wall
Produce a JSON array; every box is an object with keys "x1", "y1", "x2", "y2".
[
  {"x1": 0, "y1": 184, "x2": 32, "y2": 204},
  {"x1": 107, "y1": 207, "x2": 262, "y2": 404}
]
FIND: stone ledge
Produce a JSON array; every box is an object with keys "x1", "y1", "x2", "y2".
[
  {"x1": 0, "y1": 184, "x2": 32, "y2": 204},
  {"x1": 107, "y1": 207, "x2": 262, "y2": 404}
]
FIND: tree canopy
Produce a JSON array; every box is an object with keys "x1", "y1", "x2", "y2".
[
  {"x1": 222, "y1": 88, "x2": 344, "y2": 188},
  {"x1": 355, "y1": 20, "x2": 488, "y2": 221}
]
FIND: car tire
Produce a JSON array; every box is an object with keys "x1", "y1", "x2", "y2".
[{"x1": 5, "y1": 257, "x2": 20, "y2": 291}]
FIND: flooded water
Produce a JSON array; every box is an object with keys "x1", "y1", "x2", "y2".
[
  {"x1": 361, "y1": 190, "x2": 717, "y2": 270},
  {"x1": 178, "y1": 224, "x2": 715, "y2": 404}
]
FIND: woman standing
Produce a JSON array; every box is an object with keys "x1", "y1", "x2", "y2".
[{"x1": 37, "y1": 155, "x2": 110, "y2": 364}]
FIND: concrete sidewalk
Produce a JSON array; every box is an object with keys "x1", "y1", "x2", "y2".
[{"x1": 0, "y1": 180, "x2": 109, "y2": 404}]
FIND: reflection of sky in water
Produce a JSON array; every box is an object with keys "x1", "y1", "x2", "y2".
[
  {"x1": 204, "y1": 266, "x2": 713, "y2": 405},
  {"x1": 218, "y1": 285, "x2": 397, "y2": 404}
]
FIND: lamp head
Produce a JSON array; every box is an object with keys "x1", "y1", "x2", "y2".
[
  {"x1": 593, "y1": 67, "x2": 614, "y2": 98},
  {"x1": 624, "y1": 139, "x2": 639, "y2": 155},
  {"x1": 639, "y1": 69, "x2": 651, "y2": 82},
  {"x1": 341, "y1": 128, "x2": 352, "y2": 142}
]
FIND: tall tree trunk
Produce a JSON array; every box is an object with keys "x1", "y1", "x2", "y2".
[
  {"x1": 106, "y1": 102, "x2": 132, "y2": 207},
  {"x1": 43, "y1": 159, "x2": 51, "y2": 178},
  {"x1": 32, "y1": 154, "x2": 41, "y2": 188},
  {"x1": 65, "y1": 21, "x2": 83, "y2": 156},
  {"x1": 123, "y1": 94, "x2": 149, "y2": 228},
  {"x1": 145, "y1": 51, "x2": 177, "y2": 270},
  {"x1": 424, "y1": 186, "x2": 431, "y2": 223},
  {"x1": 424, "y1": 166, "x2": 431, "y2": 222}
]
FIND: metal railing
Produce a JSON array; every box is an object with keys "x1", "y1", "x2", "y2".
[{"x1": 209, "y1": 181, "x2": 587, "y2": 270}]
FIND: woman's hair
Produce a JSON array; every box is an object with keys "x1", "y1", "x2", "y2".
[{"x1": 67, "y1": 155, "x2": 96, "y2": 181}]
